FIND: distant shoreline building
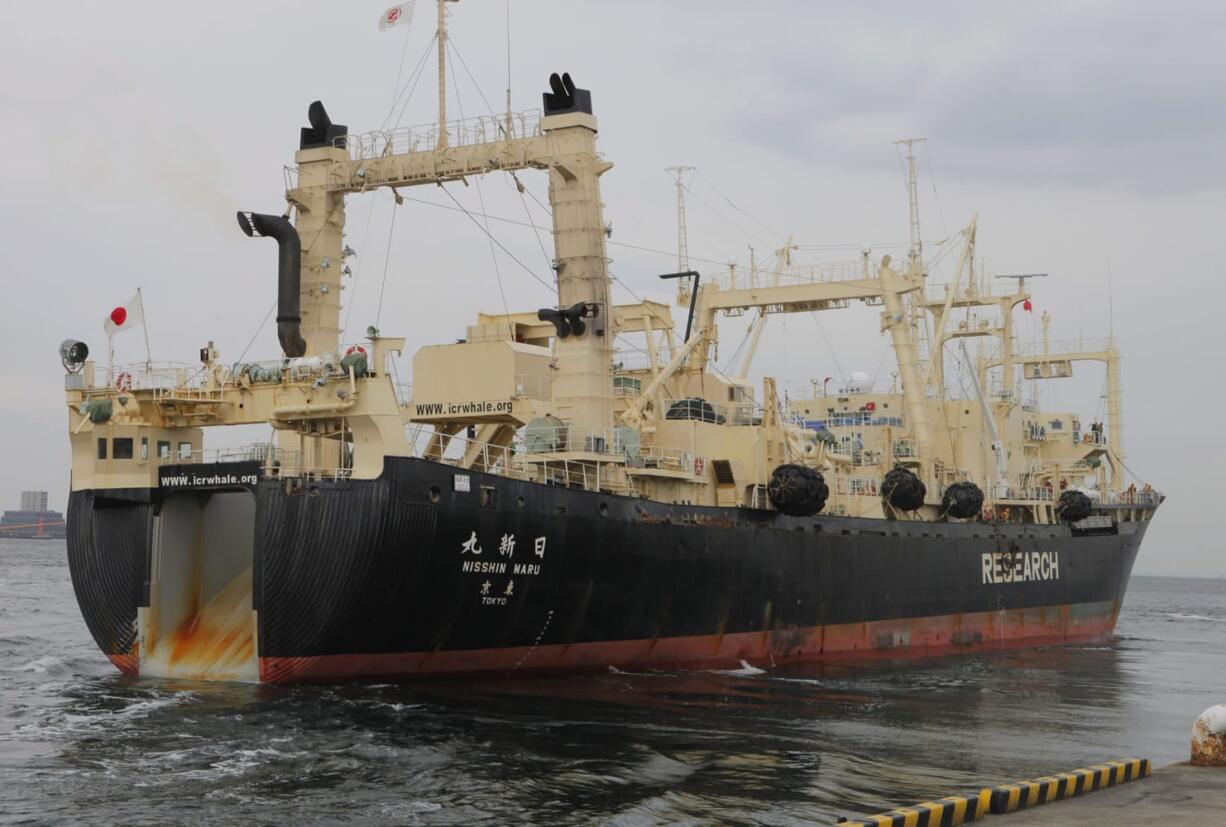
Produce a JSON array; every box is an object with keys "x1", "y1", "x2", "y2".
[
  {"x1": 21, "y1": 491, "x2": 48, "y2": 512},
  {"x1": 1, "y1": 490, "x2": 66, "y2": 540}
]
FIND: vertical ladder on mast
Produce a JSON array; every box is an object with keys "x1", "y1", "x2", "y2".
[{"x1": 666, "y1": 165, "x2": 694, "y2": 304}]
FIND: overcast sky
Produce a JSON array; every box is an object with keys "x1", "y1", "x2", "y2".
[{"x1": 2, "y1": 1, "x2": 1223, "y2": 576}]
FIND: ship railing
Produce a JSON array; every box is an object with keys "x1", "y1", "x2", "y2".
[
  {"x1": 1023, "y1": 421, "x2": 1107, "y2": 447},
  {"x1": 984, "y1": 382, "x2": 1038, "y2": 409},
  {"x1": 339, "y1": 110, "x2": 544, "y2": 161},
  {"x1": 410, "y1": 430, "x2": 638, "y2": 496},
  {"x1": 157, "y1": 445, "x2": 354, "y2": 481},
  {"x1": 520, "y1": 423, "x2": 706, "y2": 474},
  {"x1": 79, "y1": 361, "x2": 209, "y2": 392},
  {"x1": 611, "y1": 378, "x2": 643, "y2": 398},
  {"x1": 850, "y1": 447, "x2": 885, "y2": 467},
  {"x1": 612, "y1": 351, "x2": 662, "y2": 372},
  {"x1": 718, "y1": 401, "x2": 759, "y2": 426},
  {"x1": 394, "y1": 383, "x2": 413, "y2": 407},
  {"x1": 831, "y1": 476, "x2": 881, "y2": 496},
  {"x1": 1099, "y1": 489, "x2": 1162, "y2": 507},
  {"x1": 819, "y1": 410, "x2": 904, "y2": 428},
  {"x1": 513, "y1": 373, "x2": 552, "y2": 400},
  {"x1": 261, "y1": 452, "x2": 352, "y2": 482},
  {"x1": 991, "y1": 484, "x2": 1056, "y2": 502},
  {"x1": 1006, "y1": 337, "x2": 1117, "y2": 358},
  {"x1": 158, "y1": 444, "x2": 276, "y2": 466},
  {"x1": 81, "y1": 352, "x2": 369, "y2": 396},
  {"x1": 924, "y1": 282, "x2": 1028, "y2": 302},
  {"x1": 990, "y1": 486, "x2": 1161, "y2": 508},
  {"x1": 419, "y1": 421, "x2": 705, "y2": 483},
  {"x1": 748, "y1": 484, "x2": 769, "y2": 510},
  {"x1": 705, "y1": 259, "x2": 868, "y2": 291},
  {"x1": 749, "y1": 473, "x2": 884, "y2": 509},
  {"x1": 660, "y1": 399, "x2": 758, "y2": 426},
  {"x1": 1065, "y1": 458, "x2": 1101, "y2": 472},
  {"x1": 934, "y1": 471, "x2": 977, "y2": 492}
]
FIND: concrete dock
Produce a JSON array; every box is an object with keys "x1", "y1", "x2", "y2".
[
  {"x1": 844, "y1": 708, "x2": 1226, "y2": 825},
  {"x1": 1000, "y1": 764, "x2": 1224, "y2": 825}
]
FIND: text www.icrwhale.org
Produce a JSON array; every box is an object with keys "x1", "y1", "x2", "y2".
[
  {"x1": 414, "y1": 400, "x2": 512, "y2": 416},
  {"x1": 162, "y1": 473, "x2": 258, "y2": 487}
]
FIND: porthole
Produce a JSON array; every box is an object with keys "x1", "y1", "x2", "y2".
[
  {"x1": 428, "y1": 485, "x2": 442, "y2": 503},
  {"x1": 598, "y1": 502, "x2": 609, "y2": 517}
]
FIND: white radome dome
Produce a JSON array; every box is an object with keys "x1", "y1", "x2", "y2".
[{"x1": 846, "y1": 371, "x2": 872, "y2": 393}]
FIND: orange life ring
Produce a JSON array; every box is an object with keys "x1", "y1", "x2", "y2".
[
  {"x1": 115, "y1": 371, "x2": 133, "y2": 392},
  {"x1": 345, "y1": 345, "x2": 367, "y2": 358},
  {"x1": 693, "y1": 457, "x2": 705, "y2": 476}
]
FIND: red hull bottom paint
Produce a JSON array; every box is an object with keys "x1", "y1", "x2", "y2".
[
  {"x1": 255, "y1": 601, "x2": 1122, "y2": 685},
  {"x1": 107, "y1": 652, "x2": 139, "y2": 677}
]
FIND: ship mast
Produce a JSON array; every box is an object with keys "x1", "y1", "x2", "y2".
[
  {"x1": 885, "y1": 138, "x2": 933, "y2": 484},
  {"x1": 896, "y1": 137, "x2": 926, "y2": 276},
  {"x1": 666, "y1": 165, "x2": 694, "y2": 304},
  {"x1": 285, "y1": 4, "x2": 615, "y2": 458},
  {"x1": 436, "y1": 0, "x2": 455, "y2": 149}
]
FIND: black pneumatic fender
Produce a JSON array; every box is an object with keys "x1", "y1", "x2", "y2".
[
  {"x1": 1057, "y1": 489, "x2": 1093, "y2": 522},
  {"x1": 882, "y1": 467, "x2": 926, "y2": 511},
  {"x1": 767, "y1": 464, "x2": 829, "y2": 516},
  {"x1": 941, "y1": 481, "x2": 985, "y2": 520},
  {"x1": 665, "y1": 398, "x2": 724, "y2": 424}
]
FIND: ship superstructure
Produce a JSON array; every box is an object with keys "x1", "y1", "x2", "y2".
[{"x1": 62, "y1": 4, "x2": 1158, "y2": 683}]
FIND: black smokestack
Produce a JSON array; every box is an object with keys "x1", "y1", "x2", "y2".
[{"x1": 237, "y1": 211, "x2": 306, "y2": 357}]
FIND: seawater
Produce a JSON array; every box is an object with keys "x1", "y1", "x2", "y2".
[{"x1": 2, "y1": 538, "x2": 1223, "y2": 825}]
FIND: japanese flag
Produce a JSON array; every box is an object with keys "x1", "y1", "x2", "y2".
[
  {"x1": 104, "y1": 293, "x2": 144, "y2": 336},
  {"x1": 378, "y1": 2, "x2": 415, "y2": 32}
]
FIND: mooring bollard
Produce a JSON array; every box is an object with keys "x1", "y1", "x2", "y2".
[{"x1": 1191, "y1": 705, "x2": 1226, "y2": 766}]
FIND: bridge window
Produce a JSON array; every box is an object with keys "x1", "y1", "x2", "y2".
[
  {"x1": 157, "y1": 441, "x2": 171, "y2": 459},
  {"x1": 178, "y1": 442, "x2": 193, "y2": 460},
  {"x1": 97, "y1": 438, "x2": 107, "y2": 460},
  {"x1": 113, "y1": 438, "x2": 134, "y2": 460}
]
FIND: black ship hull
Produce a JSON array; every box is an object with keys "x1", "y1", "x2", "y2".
[{"x1": 66, "y1": 458, "x2": 1148, "y2": 683}]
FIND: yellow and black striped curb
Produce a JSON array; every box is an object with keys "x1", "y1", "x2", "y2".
[
  {"x1": 986, "y1": 757, "x2": 1151, "y2": 815},
  {"x1": 839, "y1": 757, "x2": 1151, "y2": 825},
  {"x1": 838, "y1": 790, "x2": 991, "y2": 826}
]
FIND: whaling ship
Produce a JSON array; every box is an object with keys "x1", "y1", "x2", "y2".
[{"x1": 63, "y1": 4, "x2": 1160, "y2": 683}]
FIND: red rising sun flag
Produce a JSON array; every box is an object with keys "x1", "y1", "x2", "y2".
[
  {"x1": 103, "y1": 293, "x2": 144, "y2": 336},
  {"x1": 378, "y1": 1, "x2": 415, "y2": 32}
]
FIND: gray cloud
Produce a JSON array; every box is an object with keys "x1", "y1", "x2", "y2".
[{"x1": 723, "y1": 2, "x2": 1226, "y2": 194}]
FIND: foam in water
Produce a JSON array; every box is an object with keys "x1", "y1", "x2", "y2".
[
  {"x1": 1166, "y1": 612, "x2": 1226, "y2": 623},
  {"x1": 715, "y1": 659, "x2": 767, "y2": 676}
]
